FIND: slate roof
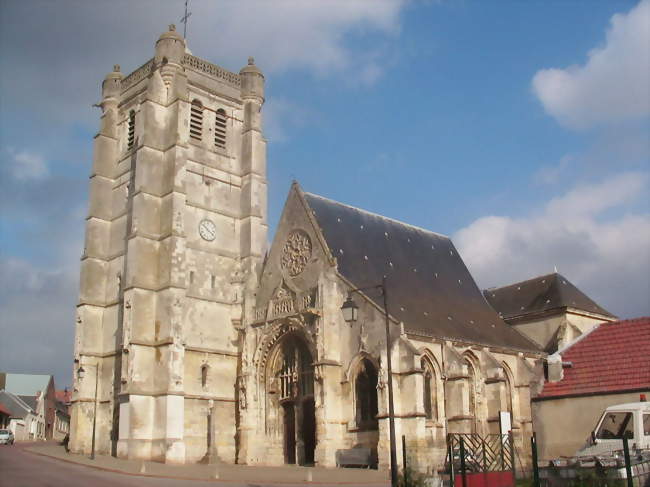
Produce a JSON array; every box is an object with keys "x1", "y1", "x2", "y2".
[
  {"x1": 302, "y1": 191, "x2": 540, "y2": 353},
  {"x1": 483, "y1": 273, "x2": 615, "y2": 321},
  {"x1": 2, "y1": 373, "x2": 52, "y2": 397},
  {"x1": 536, "y1": 317, "x2": 650, "y2": 400},
  {"x1": 18, "y1": 395, "x2": 37, "y2": 410},
  {"x1": 0, "y1": 390, "x2": 33, "y2": 418}
]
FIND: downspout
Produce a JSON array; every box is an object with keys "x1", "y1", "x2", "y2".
[{"x1": 441, "y1": 341, "x2": 449, "y2": 433}]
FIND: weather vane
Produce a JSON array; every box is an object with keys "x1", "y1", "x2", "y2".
[{"x1": 181, "y1": 0, "x2": 192, "y2": 39}]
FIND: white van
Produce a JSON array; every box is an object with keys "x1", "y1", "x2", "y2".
[{"x1": 576, "y1": 400, "x2": 650, "y2": 457}]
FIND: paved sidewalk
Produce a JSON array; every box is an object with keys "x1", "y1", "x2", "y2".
[{"x1": 25, "y1": 444, "x2": 389, "y2": 485}]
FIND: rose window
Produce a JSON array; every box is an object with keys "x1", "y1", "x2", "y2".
[{"x1": 281, "y1": 230, "x2": 312, "y2": 277}]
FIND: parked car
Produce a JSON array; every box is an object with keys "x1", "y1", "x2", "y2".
[{"x1": 0, "y1": 429, "x2": 14, "y2": 445}]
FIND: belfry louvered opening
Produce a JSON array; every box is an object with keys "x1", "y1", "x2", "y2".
[
  {"x1": 127, "y1": 110, "x2": 135, "y2": 150},
  {"x1": 190, "y1": 100, "x2": 203, "y2": 141},
  {"x1": 214, "y1": 109, "x2": 227, "y2": 149}
]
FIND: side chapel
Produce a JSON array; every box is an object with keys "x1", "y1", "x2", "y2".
[{"x1": 69, "y1": 26, "x2": 545, "y2": 472}]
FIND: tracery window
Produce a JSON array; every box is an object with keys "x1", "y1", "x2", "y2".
[
  {"x1": 465, "y1": 358, "x2": 478, "y2": 432},
  {"x1": 127, "y1": 110, "x2": 135, "y2": 150},
  {"x1": 190, "y1": 99, "x2": 203, "y2": 141},
  {"x1": 503, "y1": 366, "x2": 513, "y2": 415},
  {"x1": 355, "y1": 358, "x2": 379, "y2": 430},
  {"x1": 465, "y1": 359, "x2": 476, "y2": 412},
  {"x1": 277, "y1": 336, "x2": 313, "y2": 401},
  {"x1": 421, "y1": 357, "x2": 438, "y2": 421},
  {"x1": 214, "y1": 109, "x2": 227, "y2": 149}
]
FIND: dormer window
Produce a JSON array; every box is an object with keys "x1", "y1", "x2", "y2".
[
  {"x1": 214, "y1": 109, "x2": 227, "y2": 149},
  {"x1": 190, "y1": 100, "x2": 203, "y2": 141},
  {"x1": 127, "y1": 110, "x2": 135, "y2": 150}
]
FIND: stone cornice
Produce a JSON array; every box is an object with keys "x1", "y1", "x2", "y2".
[
  {"x1": 182, "y1": 54, "x2": 241, "y2": 88},
  {"x1": 184, "y1": 345, "x2": 238, "y2": 357},
  {"x1": 407, "y1": 331, "x2": 545, "y2": 359},
  {"x1": 506, "y1": 306, "x2": 615, "y2": 325},
  {"x1": 121, "y1": 58, "x2": 154, "y2": 91}
]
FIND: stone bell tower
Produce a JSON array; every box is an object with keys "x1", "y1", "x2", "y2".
[{"x1": 69, "y1": 24, "x2": 267, "y2": 464}]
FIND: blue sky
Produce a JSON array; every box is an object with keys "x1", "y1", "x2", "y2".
[{"x1": 1, "y1": 0, "x2": 648, "y2": 388}]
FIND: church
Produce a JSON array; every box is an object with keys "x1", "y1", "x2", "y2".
[{"x1": 70, "y1": 26, "x2": 607, "y2": 472}]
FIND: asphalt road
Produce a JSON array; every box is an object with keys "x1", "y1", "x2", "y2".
[
  {"x1": 0, "y1": 443, "x2": 203, "y2": 487},
  {"x1": 0, "y1": 443, "x2": 294, "y2": 487},
  {"x1": 0, "y1": 443, "x2": 388, "y2": 487}
]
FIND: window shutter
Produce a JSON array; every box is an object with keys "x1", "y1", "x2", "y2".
[
  {"x1": 127, "y1": 111, "x2": 135, "y2": 149},
  {"x1": 214, "y1": 109, "x2": 227, "y2": 149},
  {"x1": 190, "y1": 100, "x2": 203, "y2": 141}
]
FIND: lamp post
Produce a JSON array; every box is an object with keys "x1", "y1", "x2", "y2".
[
  {"x1": 77, "y1": 364, "x2": 99, "y2": 460},
  {"x1": 341, "y1": 276, "x2": 398, "y2": 487}
]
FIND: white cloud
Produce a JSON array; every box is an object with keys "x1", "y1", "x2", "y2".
[
  {"x1": 0, "y1": 0, "x2": 407, "y2": 129},
  {"x1": 0, "y1": 0, "x2": 410, "y2": 389},
  {"x1": 532, "y1": 0, "x2": 650, "y2": 129},
  {"x1": 0, "y1": 159, "x2": 85, "y2": 387},
  {"x1": 6, "y1": 148, "x2": 49, "y2": 181},
  {"x1": 0, "y1": 258, "x2": 78, "y2": 388},
  {"x1": 264, "y1": 97, "x2": 315, "y2": 143},
  {"x1": 534, "y1": 154, "x2": 573, "y2": 185},
  {"x1": 546, "y1": 171, "x2": 647, "y2": 217},
  {"x1": 195, "y1": 1, "x2": 404, "y2": 76},
  {"x1": 454, "y1": 172, "x2": 650, "y2": 317}
]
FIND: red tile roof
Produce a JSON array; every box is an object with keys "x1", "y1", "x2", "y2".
[
  {"x1": 0, "y1": 403, "x2": 11, "y2": 416},
  {"x1": 55, "y1": 389, "x2": 71, "y2": 404},
  {"x1": 537, "y1": 317, "x2": 650, "y2": 399}
]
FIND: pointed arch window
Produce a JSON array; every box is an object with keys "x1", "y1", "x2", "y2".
[
  {"x1": 465, "y1": 358, "x2": 478, "y2": 432},
  {"x1": 277, "y1": 336, "x2": 313, "y2": 400},
  {"x1": 355, "y1": 358, "x2": 379, "y2": 430},
  {"x1": 190, "y1": 99, "x2": 203, "y2": 141},
  {"x1": 421, "y1": 357, "x2": 438, "y2": 421},
  {"x1": 214, "y1": 109, "x2": 227, "y2": 149},
  {"x1": 503, "y1": 365, "x2": 513, "y2": 415},
  {"x1": 127, "y1": 110, "x2": 136, "y2": 150}
]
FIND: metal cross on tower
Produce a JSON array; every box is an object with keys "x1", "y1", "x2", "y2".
[{"x1": 181, "y1": 0, "x2": 192, "y2": 39}]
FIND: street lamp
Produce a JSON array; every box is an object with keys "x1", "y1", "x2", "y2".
[
  {"x1": 340, "y1": 296, "x2": 359, "y2": 323},
  {"x1": 77, "y1": 364, "x2": 99, "y2": 460},
  {"x1": 340, "y1": 276, "x2": 398, "y2": 487}
]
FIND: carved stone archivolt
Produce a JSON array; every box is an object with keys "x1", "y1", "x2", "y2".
[
  {"x1": 253, "y1": 317, "x2": 317, "y2": 386},
  {"x1": 281, "y1": 230, "x2": 312, "y2": 277}
]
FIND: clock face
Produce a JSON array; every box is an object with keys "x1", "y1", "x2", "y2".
[{"x1": 199, "y1": 219, "x2": 216, "y2": 241}]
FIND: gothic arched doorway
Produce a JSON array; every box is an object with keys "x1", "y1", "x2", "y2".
[{"x1": 268, "y1": 333, "x2": 316, "y2": 465}]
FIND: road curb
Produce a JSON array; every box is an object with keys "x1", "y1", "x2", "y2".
[{"x1": 24, "y1": 447, "x2": 387, "y2": 485}]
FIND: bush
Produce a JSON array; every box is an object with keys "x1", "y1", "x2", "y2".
[{"x1": 398, "y1": 466, "x2": 428, "y2": 487}]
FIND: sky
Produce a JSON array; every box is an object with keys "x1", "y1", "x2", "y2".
[{"x1": 0, "y1": 0, "x2": 648, "y2": 389}]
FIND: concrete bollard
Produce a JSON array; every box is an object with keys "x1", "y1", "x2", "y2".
[
  {"x1": 214, "y1": 466, "x2": 220, "y2": 479},
  {"x1": 139, "y1": 461, "x2": 146, "y2": 474},
  {"x1": 306, "y1": 469, "x2": 312, "y2": 482}
]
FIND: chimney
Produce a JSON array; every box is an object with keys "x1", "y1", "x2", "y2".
[{"x1": 546, "y1": 354, "x2": 564, "y2": 382}]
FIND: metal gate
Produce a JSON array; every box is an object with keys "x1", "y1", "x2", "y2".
[{"x1": 446, "y1": 433, "x2": 515, "y2": 487}]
